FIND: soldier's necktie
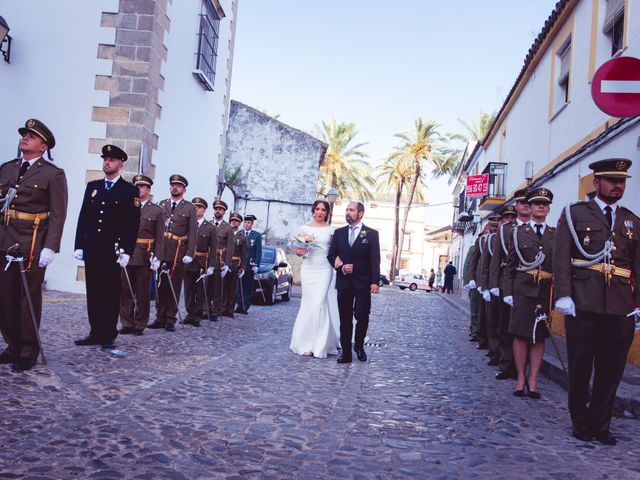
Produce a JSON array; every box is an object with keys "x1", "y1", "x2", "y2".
[
  {"x1": 215, "y1": 222, "x2": 219, "y2": 227},
  {"x1": 171, "y1": 202, "x2": 177, "y2": 212},
  {"x1": 604, "y1": 205, "x2": 613, "y2": 230},
  {"x1": 105, "y1": 180, "x2": 113, "y2": 191},
  {"x1": 349, "y1": 226, "x2": 356, "y2": 246},
  {"x1": 18, "y1": 161, "x2": 29, "y2": 178},
  {"x1": 535, "y1": 224, "x2": 543, "y2": 239}
]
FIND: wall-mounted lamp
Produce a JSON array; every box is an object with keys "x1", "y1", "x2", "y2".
[
  {"x1": 524, "y1": 160, "x2": 534, "y2": 186},
  {"x1": 326, "y1": 187, "x2": 338, "y2": 224},
  {"x1": 0, "y1": 16, "x2": 12, "y2": 63}
]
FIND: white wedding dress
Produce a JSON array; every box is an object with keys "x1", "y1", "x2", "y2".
[{"x1": 290, "y1": 225, "x2": 340, "y2": 358}]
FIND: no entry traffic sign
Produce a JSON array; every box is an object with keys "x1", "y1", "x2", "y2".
[{"x1": 591, "y1": 56, "x2": 640, "y2": 117}]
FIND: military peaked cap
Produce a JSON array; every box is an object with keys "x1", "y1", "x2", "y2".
[
  {"x1": 212, "y1": 199, "x2": 228, "y2": 210},
  {"x1": 192, "y1": 197, "x2": 208, "y2": 209},
  {"x1": 229, "y1": 212, "x2": 243, "y2": 222},
  {"x1": 18, "y1": 118, "x2": 56, "y2": 148},
  {"x1": 101, "y1": 144, "x2": 128, "y2": 162},
  {"x1": 244, "y1": 214, "x2": 257, "y2": 222},
  {"x1": 527, "y1": 187, "x2": 553, "y2": 203},
  {"x1": 500, "y1": 204, "x2": 517, "y2": 217},
  {"x1": 169, "y1": 174, "x2": 188, "y2": 186},
  {"x1": 588, "y1": 158, "x2": 632, "y2": 179},
  {"x1": 513, "y1": 188, "x2": 530, "y2": 202},
  {"x1": 133, "y1": 174, "x2": 153, "y2": 186}
]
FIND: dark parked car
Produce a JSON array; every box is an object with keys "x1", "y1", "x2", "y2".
[
  {"x1": 253, "y1": 245, "x2": 293, "y2": 305},
  {"x1": 379, "y1": 274, "x2": 390, "y2": 286}
]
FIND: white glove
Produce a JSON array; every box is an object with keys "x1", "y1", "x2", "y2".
[
  {"x1": 182, "y1": 255, "x2": 193, "y2": 265},
  {"x1": 206, "y1": 266, "x2": 214, "y2": 276},
  {"x1": 627, "y1": 308, "x2": 640, "y2": 332},
  {"x1": 490, "y1": 288, "x2": 500, "y2": 297},
  {"x1": 476, "y1": 287, "x2": 483, "y2": 294},
  {"x1": 555, "y1": 296, "x2": 576, "y2": 317},
  {"x1": 482, "y1": 290, "x2": 491, "y2": 302},
  {"x1": 117, "y1": 253, "x2": 130, "y2": 268},
  {"x1": 467, "y1": 280, "x2": 477, "y2": 289},
  {"x1": 150, "y1": 257, "x2": 161, "y2": 272},
  {"x1": 73, "y1": 249, "x2": 84, "y2": 261},
  {"x1": 221, "y1": 265, "x2": 230, "y2": 278},
  {"x1": 238, "y1": 269, "x2": 245, "y2": 278},
  {"x1": 252, "y1": 265, "x2": 258, "y2": 274},
  {"x1": 38, "y1": 248, "x2": 55, "y2": 268},
  {"x1": 503, "y1": 295, "x2": 514, "y2": 307}
]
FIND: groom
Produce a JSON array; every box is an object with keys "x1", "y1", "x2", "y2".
[{"x1": 328, "y1": 201, "x2": 380, "y2": 363}]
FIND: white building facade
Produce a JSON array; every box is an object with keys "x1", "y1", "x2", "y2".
[
  {"x1": 0, "y1": 0, "x2": 237, "y2": 293},
  {"x1": 451, "y1": 0, "x2": 639, "y2": 290}
]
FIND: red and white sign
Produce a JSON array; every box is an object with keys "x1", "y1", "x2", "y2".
[
  {"x1": 591, "y1": 56, "x2": 640, "y2": 117},
  {"x1": 466, "y1": 174, "x2": 488, "y2": 198}
]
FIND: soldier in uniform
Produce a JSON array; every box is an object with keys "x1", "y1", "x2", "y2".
[
  {"x1": 462, "y1": 243, "x2": 479, "y2": 341},
  {"x1": 478, "y1": 214, "x2": 500, "y2": 365},
  {"x1": 118, "y1": 174, "x2": 164, "y2": 335},
  {"x1": 0, "y1": 119, "x2": 68, "y2": 371},
  {"x1": 148, "y1": 175, "x2": 197, "y2": 331},
  {"x1": 488, "y1": 194, "x2": 529, "y2": 380},
  {"x1": 74, "y1": 145, "x2": 140, "y2": 349},
  {"x1": 236, "y1": 214, "x2": 262, "y2": 314},
  {"x1": 183, "y1": 197, "x2": 215, "y2": 326},
  {"x1": 224, "y1": 212, "x2": 248, "y2": 316},
  {"x1": 468, "y1": 222, "x2": 496, "y2": 350},
  {"x1": 504, "y1": 187, "x2": 555, "y2": 400},
  {"x1": 553, "y1": 159, "x2": 639, "y2": 445},
  {"x1": 208, "y1": 200, "x2": 234, "y2": 320}
]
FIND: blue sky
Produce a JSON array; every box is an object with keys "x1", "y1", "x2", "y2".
[{"x1": 230, "y1": 0, "x2": 559, "y2": 225}]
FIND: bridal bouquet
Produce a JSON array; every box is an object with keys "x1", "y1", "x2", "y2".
[{"x1": 292, "y1": 232, "x2": 319, "y2": 257}]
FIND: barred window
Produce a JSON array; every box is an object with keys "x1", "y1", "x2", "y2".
[{"x1": 193, "y1": 0, "x2": 221, "y2": 91}]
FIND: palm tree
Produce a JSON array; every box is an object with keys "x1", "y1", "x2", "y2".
[
  {"x1": 390, "y1": 119, "x2": 454, "y2": 274},
  {"x1": 450, "y1": 110, "x2": 497, "y2": 143},
  {"x1": 315, "y1": 120, "x2": 375, "y2": 201}
]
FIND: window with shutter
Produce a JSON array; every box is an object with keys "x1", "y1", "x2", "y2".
[{"x1": 602, "y1": 0, "x2": 624, "y2": 33}]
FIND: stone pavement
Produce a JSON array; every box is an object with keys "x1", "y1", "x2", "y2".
[{"x1": 1, "y1": 287, "x2": 640, "y2": 479}]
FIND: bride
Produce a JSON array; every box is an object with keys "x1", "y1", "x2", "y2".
[{"x1": 290, "y1": 199, "x2": 340, "y2": 358}]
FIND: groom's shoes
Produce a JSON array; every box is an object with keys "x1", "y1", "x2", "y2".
[
  {"x1": 337, "y1": 354, "x2": 352, "y2": 364},
  {"x1": 354, "y1": 348, "x2": 367, "y2": 362}
]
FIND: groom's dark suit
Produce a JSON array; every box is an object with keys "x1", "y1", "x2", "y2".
[{"x1": 327, "y1": 224, "x2": 380, "y2": 357}]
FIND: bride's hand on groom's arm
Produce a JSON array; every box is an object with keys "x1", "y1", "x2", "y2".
[{"x1": 334, "y1": 256, "x2": 343, "y2": 269}]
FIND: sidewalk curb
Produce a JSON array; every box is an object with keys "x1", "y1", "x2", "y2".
[{"x1": 437, "y1": 293, "x2": 640, "y2": 419}]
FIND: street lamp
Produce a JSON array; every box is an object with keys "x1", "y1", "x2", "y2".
[
  {"x1": 326, "y1": 187, "x2": 338, "y2": 224},
  {"x1": 0, "y1": 16, "x2": 12, "y2": 64}
]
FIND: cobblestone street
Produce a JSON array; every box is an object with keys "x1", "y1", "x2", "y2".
[{"x1": 1, "y1": 287, "x2": 640, "y2": 479}]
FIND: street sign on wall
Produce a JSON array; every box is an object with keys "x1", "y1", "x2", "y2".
[
  {"x1": 591, "y1": 56, "x2": 640, "y2": 117},
  {"x1": 466, "y1": 174, "x2": 488, "y2": 198}
]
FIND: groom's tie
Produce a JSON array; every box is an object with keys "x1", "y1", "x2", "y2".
[{"x1": 349, "y1": 226, "x2": 356, "y2": 247}]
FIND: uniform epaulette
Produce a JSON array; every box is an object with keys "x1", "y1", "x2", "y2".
[
  {"x1": 0, "y1": 158, "x2": 20, "y2": 169},
  {"x1": 42, "y1": 159, "x2": 64, "y2": 171},
  {"x1": 570, "y1": 201, "x2": 588, "y2": 206},
  {"x1": 619, "y1": 205, "x2": 640, "y2": 221}
]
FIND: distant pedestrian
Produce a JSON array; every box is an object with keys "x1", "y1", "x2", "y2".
[
  {"x1": 435, "y1": 269, "x2": 443, "y2": 291},
  {"x1": 443, "y1": 261, "x2": 457, "y2": 293},
  {"x1": 428, "y1": 269, "x2": 435, "y2": 291}
]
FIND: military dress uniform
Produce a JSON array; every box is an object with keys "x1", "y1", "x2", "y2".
[
  {"x1": 237, "y1": 215, "x2": 262, "y2": 313},
  {"x1": 553, "y1": 159, "x2": 640, "y2": 443},
  {"x1": 488, "y1": 202, "x2": 521, "y2": 378},
  {"x1": 183, "y1": 198, "x2": 216, "y2": 325},
  {"x1": 208, "y1": 200, "x2": 235, "y2": 319},
  {"x1": 479, "y1": 222, "x2": 500, "y2": 363},
  {"x1": 224, "y1": 212, "x2": 248, "y2": 316},
  {"x1": 0, "y1": 119, "x2": 68, "y2": 370},
  {"x1": 74, "y1": 145, "x2": 141, "y2": 347},
  {"x1": 469, "y1": 233, "x2": 489, "y2": 348},
  {"x1": 119, "y1": 175, "x2": 164, "y2": 334},
  {"x1": 151, "y1": 175, "x2": 197, "y2": 330},
  {"x1": 504, "y1": 188, "x2": 555, "y2": 342},
  {"x1": 462, "y1": 243, "x2": 479, "y2": 339}
]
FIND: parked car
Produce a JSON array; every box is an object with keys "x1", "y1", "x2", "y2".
[
  {"x1": 379, "y1": 274, "x2": 390, "y2": 286},
  {"x1": 394, "y1": 273, "x2": 431, "y2": 292},
  {"x1": 253, "y1": 245, "x2": 293, "y2": 305}
]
